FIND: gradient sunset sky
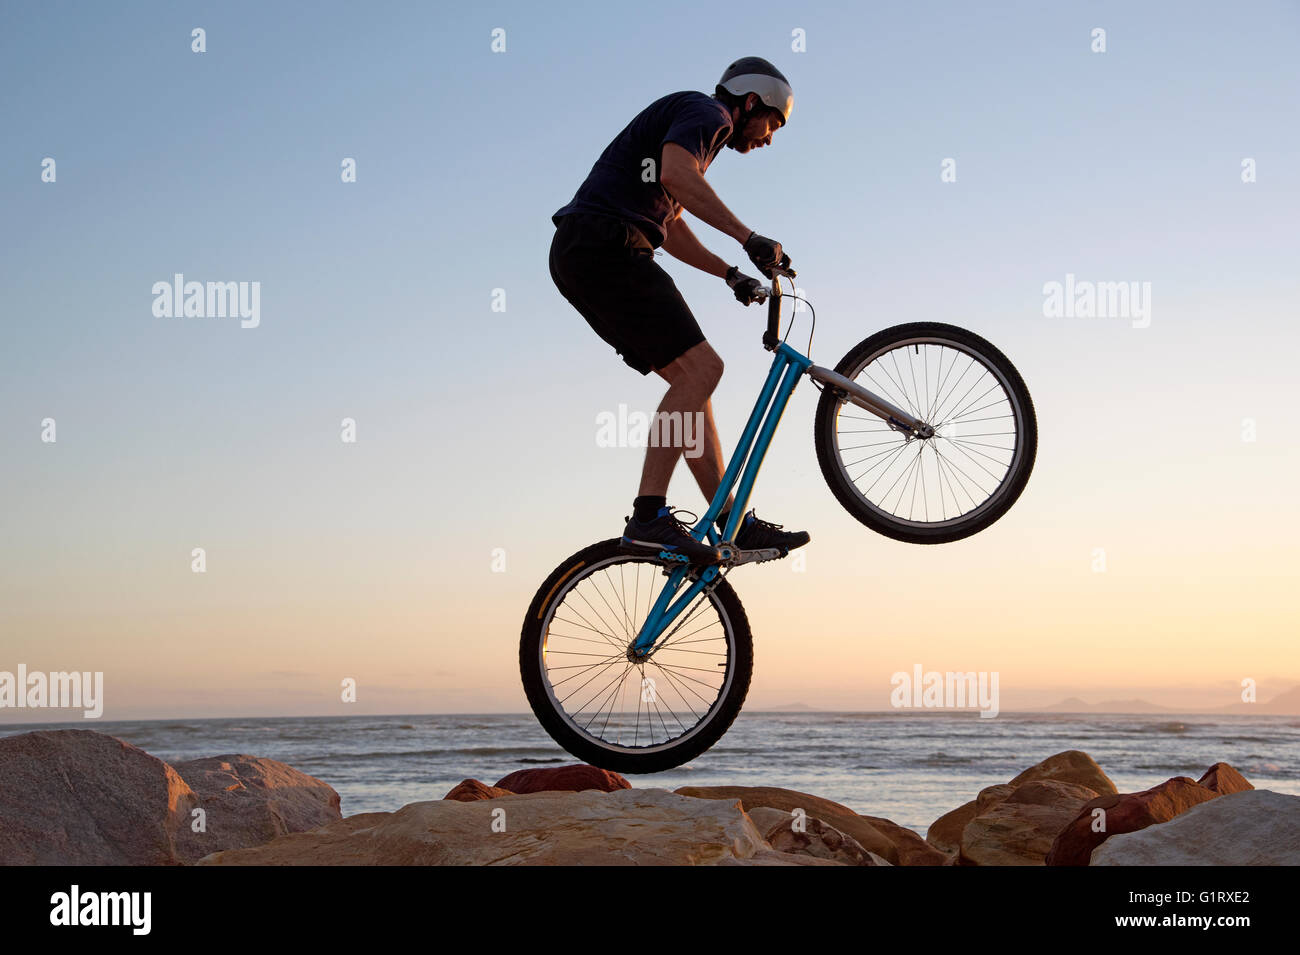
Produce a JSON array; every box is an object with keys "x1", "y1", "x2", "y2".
[{"x1": 2, "y1": 1, "x2": 1297, "y2": 720}]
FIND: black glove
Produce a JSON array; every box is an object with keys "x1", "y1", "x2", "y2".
[
  {"x1": 725, "y1": 266, "x2": 764, "y2": 306},
  {"x1": 743, "y1": 232, "x2": 792, "y2": 278}
]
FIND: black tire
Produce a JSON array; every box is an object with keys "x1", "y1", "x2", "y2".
[
  {"x1": 814, "y1": 322, "x2": 1037, "y2": 544},
  {"x1": 520, "y1": 538, "x2": 753, "y2": 774}
]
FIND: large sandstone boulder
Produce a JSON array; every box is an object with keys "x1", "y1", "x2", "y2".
[
  {"x1": 1090, "y1": 790, "x2": 1300, "y2": 865},
  {"x1": 171, "y1": 755, "x2": 342, "y2": 863},
  {"x1": 1046, "y1": 775, "x2": 1223, "y2": 866},
  {"x1": 926, "y1": 751, "x2": 1115, "y2": 857},
  {"x1": 0, "y1": 730, "x2": 196, "y2": 865},
  {"x1": 959, "y1": 779, "x2": 1100, "y2": 866},
  {"x1": 493, "y1": 765, "x2": 630, "y2": 795},
  {"x1": 675, "y1": 785, "x2": 946, "y2": 865},
  {"x1": 0, "y1": 730, "x2": 354, "y2": 865},
  {"x1": 198, "y1": 789, "x2": 848, "y2": 865}
]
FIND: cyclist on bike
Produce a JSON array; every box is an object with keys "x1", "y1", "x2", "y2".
[{"x1": 549, "y1": 56, "x2": 811, "y2": 567}]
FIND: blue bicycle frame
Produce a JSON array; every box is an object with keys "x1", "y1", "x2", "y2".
[{"x1": 629, "y1": 279, "x2": 812, "y2": 658}]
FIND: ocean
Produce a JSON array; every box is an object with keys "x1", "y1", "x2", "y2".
[{"x1": 5, "y1": 712, "x2": 1298, "y2": 834}]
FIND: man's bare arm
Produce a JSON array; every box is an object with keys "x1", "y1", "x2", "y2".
[
  {"x1": 659, "y1": 143, "x2": 751, "y2": 244},
  {"x1": 660, "y1": 214, "x2": 731, "y2": 278}
]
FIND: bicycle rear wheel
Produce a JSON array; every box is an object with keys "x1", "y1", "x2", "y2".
[
  {"x1": 814, "y1": 322, "x2": 1036, "y2": 544},
  {"x1": 520, "y1": 539, "x2": 752, "y2": 774}
]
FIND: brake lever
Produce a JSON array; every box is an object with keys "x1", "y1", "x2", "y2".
[{"x1": 751, "y1": 264, "x2": 794, "y2": 304}]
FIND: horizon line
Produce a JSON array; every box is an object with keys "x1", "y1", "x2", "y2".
[{"x1": 4, "y1": 707, "x2": 1299, "y2": 730}]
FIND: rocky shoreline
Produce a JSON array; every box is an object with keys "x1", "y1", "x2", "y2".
[{"x1": 1, "y1": 729, "x2": 1295, "y2": 865}]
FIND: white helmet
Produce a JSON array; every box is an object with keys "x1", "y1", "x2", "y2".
[{"x1": 717, "y1": 56, "x2": 794, "y2": 124}]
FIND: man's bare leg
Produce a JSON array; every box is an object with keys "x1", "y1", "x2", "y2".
[
  {"x1": 642, "y1": 343, "x2": 728, "y2": 504},
  {"x1": 678, "y1": 397, "x2": 734, "y2": 515},
  {"x1": 640, "y1": 341, "x2": 735, "y2": 516}
]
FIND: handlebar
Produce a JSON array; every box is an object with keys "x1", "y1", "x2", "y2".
[{"x1": 751, "y1": 263, "x2": 795, "y2": 305}]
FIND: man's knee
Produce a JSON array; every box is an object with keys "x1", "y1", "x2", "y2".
[
  {"x1": 661, "y1": 341, "x2": 723, "y2": 390},
  {"x1": 696, "y1": 347, "x2": 724, "y2": 390}
]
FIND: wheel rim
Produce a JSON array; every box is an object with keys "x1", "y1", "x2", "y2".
[
  {"x1": 829, "y1": 335, "x2": 1027, "y2": 531},
  {"x1": 537, "y1": 555, "x2": 736, "y2": 756}
]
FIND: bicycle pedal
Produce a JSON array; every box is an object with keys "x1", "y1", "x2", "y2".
[{"x1": 731, "y1": 547, "x2": 785, "y2": 566}]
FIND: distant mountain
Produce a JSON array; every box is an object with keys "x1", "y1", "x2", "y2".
[
  {"x1": 763, "y1": 702, "x2": 820, "y2": 711},
  {"x1": 1037, "y1": 697, "x2": 1171, "y2": 713},
  {"x1": 1217, "y1": 686, "x2": 1300, "y2": 715},
  {"x1": 1028, "y1": 688, "x2": 1300, "y2": 715}
]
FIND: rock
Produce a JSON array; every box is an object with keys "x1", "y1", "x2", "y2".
[
  {"x1": 746, "y1": 806, "x2": 887, "y2": 866},
  {"x1": 927, "y1": 751, "x2": 1114, "y2": 857},
  {"x1": 1007, "y1": 750, "x2": 1117, "y2": 795},
  {"x1": 927, "y1": 801, "x2": 977, "y2": 855},
  {"x1": 927, "y1": 784, "x2": 1015, "y2": 855},
  {"x1": 860, "y1": 813, "x2": 949, "y2": 865},
  {"x1": 0, "y1": 729, "x2": 196, "y2": 865},
  {"x1": 960, "y1": 780, "x2": 1099, "y2": 866},
  {"x1": 198, "y1": 789, "x2": 838, "y2": 865},
  {"x1": 1197, "y1": 762, "x2": 1254, "y2": 796},
  {"x1": 493, "y1": 764, "x2": 630, "y2": 795},
  {"x1": 1090, "y1": 790, "x2": 1300, "y2": 865},
  {"x1": 675, "y1": 785, "x2": 946, "y2": 865},
  {"x1": 170, "y1": 755, "x2": 342, "y2": 863},
  {"x1": 444, "y1": 779, "x2": 513, "y2": 802},
  {"x1": 1045, "y1": 776, "x2": 1221, "y2": 867},
  {"x1": 1003, "y1": 779, "x2": 1100, "y2": 807}
]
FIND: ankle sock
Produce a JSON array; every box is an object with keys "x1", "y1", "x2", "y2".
[
  {"x1": 632, "y1": 495, "x2": 666, "y2": 523},
  {"x1": 717, "y1": 508, "x2": 747, "y2": 531}
]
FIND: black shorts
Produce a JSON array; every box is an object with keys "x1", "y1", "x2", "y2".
[{"x1": 549, "y1": 212, "x2": 706, "y2": 376}]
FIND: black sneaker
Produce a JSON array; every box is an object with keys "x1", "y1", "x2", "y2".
[
  {"x1": 720, "y1": 509, "x2": 810, "y2": 557},
  {"x1": 621, "y1": 506, "x2": 721, "y2": 566}
]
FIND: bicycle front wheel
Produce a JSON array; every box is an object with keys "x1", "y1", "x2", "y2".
[
  {"x1": 520, "y1": 539, "x2": 752, "y2": 774},
  {"x1": 814, "y1": 322, "x2": 1037, "y2": 544}
]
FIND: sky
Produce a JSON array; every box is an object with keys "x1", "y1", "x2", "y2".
[{"x1": 1, "y1": 1, "x2": 1298, "y2": 720}]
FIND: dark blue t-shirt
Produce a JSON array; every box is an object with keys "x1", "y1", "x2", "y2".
[{"x1": 553, "y1": 91, "x2": 733, "y2": 248}]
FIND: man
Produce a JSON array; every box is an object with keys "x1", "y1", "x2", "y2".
[{"x1": 549, "y1": 56, "x2": 810, "y2": 566}]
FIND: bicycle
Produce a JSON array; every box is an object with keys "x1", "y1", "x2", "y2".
[{"x1": 520, "y1": 266, "x2": 1037, "y2": 773}]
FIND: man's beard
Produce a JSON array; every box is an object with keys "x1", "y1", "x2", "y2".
[{"x1": 725, "y1": 107, "x2": 757, "y2": 151}]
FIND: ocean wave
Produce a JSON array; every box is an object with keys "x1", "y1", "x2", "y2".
[
  {"x1": 1132, "y1": 763, "x2": 1199, "y2": 773},
  {"x1": 1144, "y1": 722, "x2": 1190, "y2": 734},
  {"x1": 1240, "y1": 761, "x2": 1284, "y2": 774},
  {"x1": 294, "y1": 746, "x2": 567, "y2": 763},
  {"x1": 917, "y1": 752, "x2": 977, "y2": 767}
]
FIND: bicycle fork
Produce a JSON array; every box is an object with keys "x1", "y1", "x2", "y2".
[{"x1": 628, "y1": 343, "x2": 813, "y2": 660}]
